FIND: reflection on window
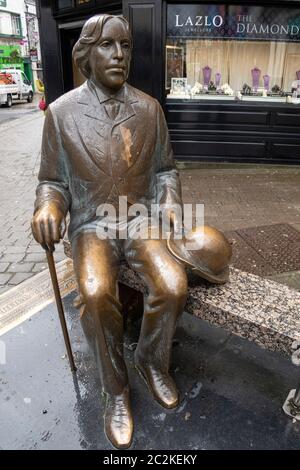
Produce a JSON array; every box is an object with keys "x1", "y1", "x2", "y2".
[
  {"x1": 57, "y1": 0, "x2": 73, "y2": 10},
  {"x1": 166, "y1": 4, "x2": 300, "y2": 104},
  {"x1": 76, "y1": 0, "x2": 93, "y2": 4}
]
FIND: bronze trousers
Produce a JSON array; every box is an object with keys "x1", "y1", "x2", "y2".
[{"x1": 72, "y1": 230, "x2": 188, "y2": 396}]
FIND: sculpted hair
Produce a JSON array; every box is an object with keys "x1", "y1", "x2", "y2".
[{"x1": 72, "y1": 14, "x2": 132, "y2": 79}]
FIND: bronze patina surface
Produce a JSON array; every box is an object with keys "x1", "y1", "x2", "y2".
[
  {"x1": 31, "y1": 14, "x2": 229, "y2": 449},
  {"x1": 31, "y1": 14, "x2": 186, "y2": 449}
]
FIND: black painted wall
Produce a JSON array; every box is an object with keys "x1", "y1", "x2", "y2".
[
  {"x1": 38, "y1": 0, "x2": 64, "y2": 104},
  {"x1": 166, "y1": 100, "x2": 300, "y2": 163},
  {"x1": 37, "y1": 0, "x2": 122, "y2": 103},
  {"x1": 123, "y1": 0, "x2": 164, "y2": 103}
]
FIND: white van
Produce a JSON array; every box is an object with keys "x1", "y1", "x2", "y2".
[{"x1": 0, "y1": 69, "x2": 34, "y2": 107}]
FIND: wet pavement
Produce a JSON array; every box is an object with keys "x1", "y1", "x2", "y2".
[
  {"x1": 1, "y1": 291, "x2": 300, "y2": 450},
  {"x1": 0, "y1": 111, "x2": 65, "y2": 296},
  {"x1": 0, "y1": 94, "x2": 40, "y2": 124},
  {"x1": 0, "y1": 106, "x2": 38, "y2": 125}
]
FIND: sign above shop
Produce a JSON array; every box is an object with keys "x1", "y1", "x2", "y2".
[
  {"x1": 167, "y1": 4, "x2": 300, "y2": 42},
  {"x1": 30, "y1": 49, "x2": 38, "y2": 61},
  {"x1": 0, "y1": 0, "x2": 7, "y2": 6}
]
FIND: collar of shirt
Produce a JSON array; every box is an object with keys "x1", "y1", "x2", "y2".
[{"x1": 90, "y1": 79, "x2": 126, "y2": 104}]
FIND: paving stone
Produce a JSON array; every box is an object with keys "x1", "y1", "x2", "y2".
[
  {"x1": 53, "y1": 252, "x2": 66, "y2": 262},
  {"x1": 0, "y1": 273, "x2": 12, "y2": 285},
  {"x1": 0, "y1": 253, "x2": 25, "y2": 263},
  {"x1": 181, "y1": 167, "x2": 300, "y2": 234},
  {"x1": 12, "y1": 230, "x2": 30, "y2": 236},
  {"x1": 27, "y1": 244, "x2": 46, "y2": 253},
  {"x1": 0, "y1": 263, "x2": 9, "y2": 273},
  {"x1": 0, "y1": 285, "x2": 9, "y2": 295},
  {"x1": 13, "y1": 238, "x2": 31, "y2": 246},
  {"x1": 32, "y1": 262, "x2": 48, "y2": 272},
  {"x1": 5, "y1": 239, "x2": 23, "y2": 246},
  {"x1": 291, "y1": 223, "x2": 300, "y2": 233},
  {"x1": 8, "y1": 272, "x2": 34, "y2": 285},
  {"x1": 267, "y1": 271, "x2": 300, "y2": 292},
  {"x1": 236, "y1": 224, "x2": 300, "y2": 273},
  {"x1": 23, "y1": 252, "x2": 46, "y2": 263},
  {"x1": 8, "y1": 262, "x2": 34, "y2": 273},
  {"x1": 4, "y1": 246, "x2": 28, "y2": 254}
]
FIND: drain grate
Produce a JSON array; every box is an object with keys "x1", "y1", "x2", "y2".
[
  {"x1": 226, "y1": 224, "x2": 300, "y2": 276},
  {"x1": 225, "y1": 230, "x2": 276, "y2": 276},
  {"x1": 235, "y1": 224, "x2": 300, "y2": 274}
]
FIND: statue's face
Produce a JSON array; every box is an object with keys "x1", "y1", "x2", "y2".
[{"x1": 89, "y1": 18, "x2": 131, "y2": 91}]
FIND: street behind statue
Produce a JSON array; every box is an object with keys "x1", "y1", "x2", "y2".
[{"x1": 31, "y1": 13, "x2": 232, "y2": 449}]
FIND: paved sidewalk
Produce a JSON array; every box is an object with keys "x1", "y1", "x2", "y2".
[
  {"x1": 180, "y1": 166, "x2": 300, "y2": 233},
  {"x1": 180, "y1": 167, "x2": 300, "y2": 290},
  {"x1": 0, "y1": 113, "x2": 65, "y2": 295},
  {"x1": 0, "y1": 93, "x2": 42, "y2": 125},
  {"x1": 0, "y1": 111, "x2": 299, "y2": 294}
]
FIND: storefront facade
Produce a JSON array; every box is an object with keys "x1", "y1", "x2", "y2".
[
  {"x1": 0, "y1": 45, "x2": 24, "y2": 71},
  {"x1": 38, "y1": 0, "x2": 300, "y2": 163}
]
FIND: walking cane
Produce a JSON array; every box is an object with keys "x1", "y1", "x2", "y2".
[{"x1": 45, "y1": 247, "x2": 77, "y2": 373}]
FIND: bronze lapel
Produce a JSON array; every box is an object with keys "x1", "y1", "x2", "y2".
[
  {"x1": 76, "y1": 82, "x2": 139, "y2": 175},
  {"x1": 77, "y1": 81, "x2": 111, "y2": 124},
  {"x1": 76, "y1": 82, "x2": 112, "y2": 175}
]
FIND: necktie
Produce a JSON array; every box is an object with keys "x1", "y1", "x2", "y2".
[{"x1": 105, "y1": 100, "x2": 120, "y2": 120}]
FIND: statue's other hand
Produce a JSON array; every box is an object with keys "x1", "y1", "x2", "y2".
[
  {"x1": 166, "y1": 207, "x2": 183, "y2": 234},
  {"x1": 31, "y1": 202, "x2": 66, "y2": 251}
]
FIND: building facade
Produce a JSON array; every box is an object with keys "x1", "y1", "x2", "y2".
[
  {"x1": 0, "y1": 0, "x2": 42, "y2": 88},
  {"x1": 38, "y1": 0, "x2": 300, "y2": 164}
]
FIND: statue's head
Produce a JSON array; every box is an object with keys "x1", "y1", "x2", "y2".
[{"x1": 73, "y1": 14, "x2": 132, "y2": 91}]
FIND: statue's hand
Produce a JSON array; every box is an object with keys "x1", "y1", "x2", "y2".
[
  {"x1": 31, "y1": 202, "x2": 66, "y2": 251},
  {"x1": 165, "y1": 207, "x2": 183, "y2": 234}
]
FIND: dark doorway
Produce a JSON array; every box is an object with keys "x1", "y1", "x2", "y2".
[{"x1": 59, "y1": 26, "x2": 83, "y2": 93}]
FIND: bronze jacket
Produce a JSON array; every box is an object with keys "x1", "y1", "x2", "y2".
[{"x1": 35, "y1": 80, "x2": 182, "y2": 239}]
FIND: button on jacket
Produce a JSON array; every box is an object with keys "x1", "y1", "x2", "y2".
[{"x1": 35, "y1": 79, "x2": 182, "y2": 239}]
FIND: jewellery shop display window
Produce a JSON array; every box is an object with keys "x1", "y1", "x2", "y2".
[{"x1": 166, "y1": 4, "x2": 300, "y2": 104}]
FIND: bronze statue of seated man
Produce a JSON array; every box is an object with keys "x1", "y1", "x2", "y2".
[{"x1": 31, "y1": 14, "x2": 231, "y2": 449}]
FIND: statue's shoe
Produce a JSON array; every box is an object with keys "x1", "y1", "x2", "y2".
[
  {"x1": 135, "y1": 362, "x2": 179, "y2": 409},
  {"x1": 104, "y1": 387, "x2": 134, "y2": 449}
]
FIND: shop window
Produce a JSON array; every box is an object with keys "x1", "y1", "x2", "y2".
[
  {"x1": 76, "y1": 0, "x2": 93, "y2": 5},
  {"x1": 56, "y1": 0, "x2": 94, "y2": 10},
  {"x1": 56, "y1": 0, "x2": 73, "y2": 10},
  {"x1": 11, "y1": 14, "x2": 21, "y2": 36},
  {"x1": 166, "y1": 4, "x2": 300, "y2": 104}
]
